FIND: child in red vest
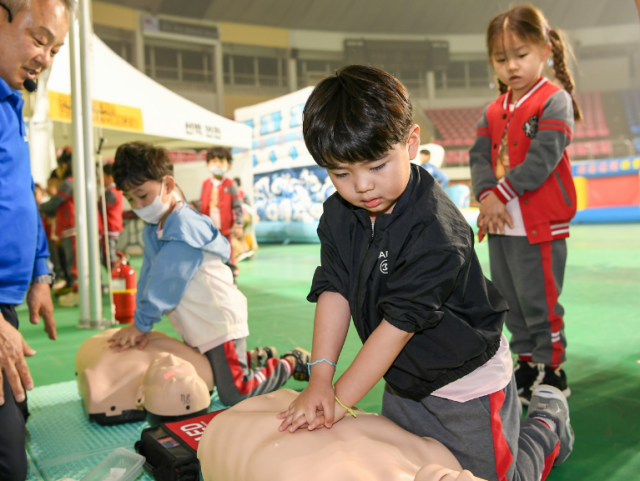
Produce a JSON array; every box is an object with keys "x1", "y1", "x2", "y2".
[
  {"x1": 470, "y1": 4, "x2": 580, "y2": 407},
  {"x1": 99, "y1": 162, "x2": 124, "y2": 268},
  {"x1": 40, "y1": 150, "x2": 76, "y2": 292},
  {"x1": 200, "y1": 147, "x2": 244, "y2": 273}
]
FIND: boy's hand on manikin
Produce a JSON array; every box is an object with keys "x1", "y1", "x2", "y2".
[
  {"x1": 277, "y1": 379, "x2": 336, "y2": 433},
  {"x1": 107, "y1": 324, "x2": 150, "y2": 352},
  {"x1": 479, "y1": 192, "x2": 513, "y2": 235},
  {"x1": 306, "y1": 399, "x2": 348, "y2": 431}
]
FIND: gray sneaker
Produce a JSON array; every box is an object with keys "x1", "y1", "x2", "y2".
[{"x1": 526, "y1": 384, "x2": 575, "y2": 466}]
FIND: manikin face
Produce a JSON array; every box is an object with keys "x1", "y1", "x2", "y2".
[
  {"x1": 327, "y1": 125, "x2": 420, "y2": 217},
  {"x1": 491, "y1": 32, "x2": 551, "y2": 101},
  {"x1": 420, "y1": 153, "x2": 430, "y2": 165},
  {"x1": 123, "y1": 177, "x2": 175, "y2": 210},
  {"x1": 0, "y1": 0, "x2": 69, "y2": 90}
]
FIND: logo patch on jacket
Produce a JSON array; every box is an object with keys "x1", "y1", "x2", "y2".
[
  {"x1": 522, "y1": 115, "x2": 539, "y2": 138},
  {"x1": 379, "y1": 251, "x2": 388, "y2": 274}
]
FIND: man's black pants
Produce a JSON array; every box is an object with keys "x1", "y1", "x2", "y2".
[{"x1": 0, "y1": 304, "x2": 28, "y2": 481}]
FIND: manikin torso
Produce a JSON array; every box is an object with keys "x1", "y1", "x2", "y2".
[{"x1": 198, "y1": 389, "x2": 486, "y2": 481}]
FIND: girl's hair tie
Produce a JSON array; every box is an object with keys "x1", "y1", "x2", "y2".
[{"x1": 547, "y1": 27, "x2": 552, "y2": 34}]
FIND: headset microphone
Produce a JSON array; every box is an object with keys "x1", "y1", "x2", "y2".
[{"x1": 23, "y1": 79, "x2": 37, "y2": 92}]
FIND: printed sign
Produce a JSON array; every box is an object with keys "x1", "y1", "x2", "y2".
[{"x1": 48, "y1": 91, "x2": 144, "y2": 132}]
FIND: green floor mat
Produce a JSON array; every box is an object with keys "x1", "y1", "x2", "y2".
[
  {"x1": 15, "y1": 224, "x2": 640, "y2": 480},
  {"x1": 24, "y1": 381, "x2": 227, "y2": 481}
]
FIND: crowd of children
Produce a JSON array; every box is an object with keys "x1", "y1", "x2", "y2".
[
  {"x1": 34, "y1": 3, "x2": 582, "y2": 480},
  {"x1": 36, "y1": 150, "x2": 125, "y2": 301}
]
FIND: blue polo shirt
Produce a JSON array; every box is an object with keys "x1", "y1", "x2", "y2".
[{"x1": 0, "y1": 76, "x2": 50, "y2": 304}]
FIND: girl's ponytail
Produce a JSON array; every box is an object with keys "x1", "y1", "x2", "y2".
[
  {"x1": 548, "y1": 28, "x2": 582, "y2": 122},
  {"x1": 497, "y1": 79, "x2": 509, "y2": 95}
]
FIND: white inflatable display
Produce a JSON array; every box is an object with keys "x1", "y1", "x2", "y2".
[{"x1": 235, "y1": 88, "x2": 332, "y2": 243}]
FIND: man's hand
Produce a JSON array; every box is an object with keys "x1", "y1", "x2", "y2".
[
  {"x1": 0, "y1": 315, "x2": 36, "y2": 406},
  {"x1": 479, "y1": 192, "x2": 513, "y2": 235},
  {"x1": 27, "y1": 282, "x2": 57, "y2": 340},
  {"x1": 107, "y1": 325, "x2": 150, "y2": 352}
]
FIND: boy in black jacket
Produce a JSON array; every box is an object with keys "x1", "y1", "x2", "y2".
[{"x1": 277, "y1": 66, "x2": 574, "y2": 481}]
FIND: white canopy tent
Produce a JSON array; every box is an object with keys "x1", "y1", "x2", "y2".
[{"x1": 46, "y1": 33, "x2": 251, "y2": 155}]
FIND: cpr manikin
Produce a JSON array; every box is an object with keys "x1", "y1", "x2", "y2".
[
  {"x1": 198, "y1": 390, "x2": 486, "y2": 481},
  {"x1": 76, "y1": 329, "x2": 213, "y2": 424}
]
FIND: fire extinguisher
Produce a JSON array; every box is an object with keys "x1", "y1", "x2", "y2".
[{"x1": 111, "y1": 252, "x2": 137, "y2": 324}]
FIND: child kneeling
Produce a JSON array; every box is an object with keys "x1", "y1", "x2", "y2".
[
  {"x1": 278, "y1": 66, "x2": 574, "y2": 481},
  {"x1": 107, "y1": 142, "x2": 309, "y2": 406}
]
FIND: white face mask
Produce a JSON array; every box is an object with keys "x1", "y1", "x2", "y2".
[
  {"x1": 209, "y1": 166, "x2": 227, "y2": 177},
  {"x1": 133, "y1": 180, "x2": 172, "y2": 224}
]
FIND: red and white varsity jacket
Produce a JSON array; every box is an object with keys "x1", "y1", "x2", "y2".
[
  {"x1": 200, "y1": 176, "x2": 243, "y2": 237},
  {"x1": 470, "y1": 77, "x2": 577, "y2": 244}
]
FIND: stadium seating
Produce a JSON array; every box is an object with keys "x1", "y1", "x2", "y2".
[
  {"x1": 567, "y1": 140, "x2": 612, "y2": 158},
  {"x1": 425, "y1": 106, "x2": 486, "y2": 147},
  {"x1": 444, "y1": 150, "x2": 470, "y2": 165},
  {"x1": 573, "y1": 92, "x2": 609, "y2": 139}
]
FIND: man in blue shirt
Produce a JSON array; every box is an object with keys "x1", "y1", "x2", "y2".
[{"x1": 0, "y1": 0, "x2": 72, "y2": 479}]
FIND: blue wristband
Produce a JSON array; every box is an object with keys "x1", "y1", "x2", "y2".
[{"x1": 307, "y1": 358, "x2": 337, "y2": 376}]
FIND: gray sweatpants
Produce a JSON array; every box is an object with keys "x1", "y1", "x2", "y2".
[
  {"x1": 204, "y1": 338, "x2": 292, "y2": 406},
  {"x1": 382, "y1": 378, "x2": 560, "y2": 481},
  {"x1": 488, "y1": 236, "x2": 567, "y2": 366}
]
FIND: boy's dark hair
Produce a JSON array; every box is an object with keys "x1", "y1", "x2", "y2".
[
  {"x1": 112, "y1": 142, "x2": 174, "y2": 191},
  {"x1": 420, "y1": 149, "x2": 431, "y2": 156},
  {"x1": 303, "y1": 65, "x2": 413, "y2": 169},
  {"x1": 103, "y1": 162, "x2": 114, "y2": 177},
  {"x1": 206, "y1": 146, "x2": 232, "y2": 164}
]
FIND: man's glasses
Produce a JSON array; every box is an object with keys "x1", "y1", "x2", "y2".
[{"x1": 0, "y1": 2, "x2": 13, "y2": 22}]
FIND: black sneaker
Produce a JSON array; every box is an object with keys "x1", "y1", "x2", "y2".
[
  {"x1": 514, "y1": 360, "x2": 545, "y2": 406},
  {"x1": 526, "y1": 385, "x2": 575, "y2": 465},
  {"x1": 250, "y1": 346, "x2": 278, "y2": 370},
  {"x1": 541, "y1": 366, "x2": 571, "y2": 399},
  {"x1": 281, "y1": 348, "x2": 311, "y2": 382}
]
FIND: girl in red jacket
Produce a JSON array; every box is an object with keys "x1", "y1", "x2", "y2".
[{"x1": 470, "y1": 4, "x2": 581, "y2": 406}]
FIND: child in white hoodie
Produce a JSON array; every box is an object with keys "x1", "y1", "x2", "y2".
[{"x1": 107, "y1": 142, "x2": 310, "y2": 406}]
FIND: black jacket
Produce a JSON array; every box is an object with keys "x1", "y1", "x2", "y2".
[{"x1": 308, "y1": 164, "x2": 508, "y2": 401}]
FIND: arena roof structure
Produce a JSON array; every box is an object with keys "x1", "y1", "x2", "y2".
[{"x1": 102, "y1": 0, "x2": 637, "y2": 34}]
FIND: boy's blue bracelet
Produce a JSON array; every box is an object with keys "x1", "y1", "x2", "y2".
[{"x1": 307, "y1": 358, "x2": 337, "y2": 376}]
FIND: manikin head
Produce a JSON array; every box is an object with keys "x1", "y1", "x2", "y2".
[
  {"x1": 141, "y1": 353, "x2": 210, "y2": 423},
  {"x1": 0, "y1": 0, "x2": 73, "y2": 90},
  {"x1": 113, "y1": 142, "x2": 177, "y2": 224},
  {"x1": 206, "y1": 146, "x2": 232, "y2": 179},
  {"x1": 303, "y1": 65, "x2": 420, "y2": 218}
]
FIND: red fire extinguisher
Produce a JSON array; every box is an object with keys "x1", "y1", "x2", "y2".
[{"x1": 111, "y1": 252, "x2": 137, "y2": 324}]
